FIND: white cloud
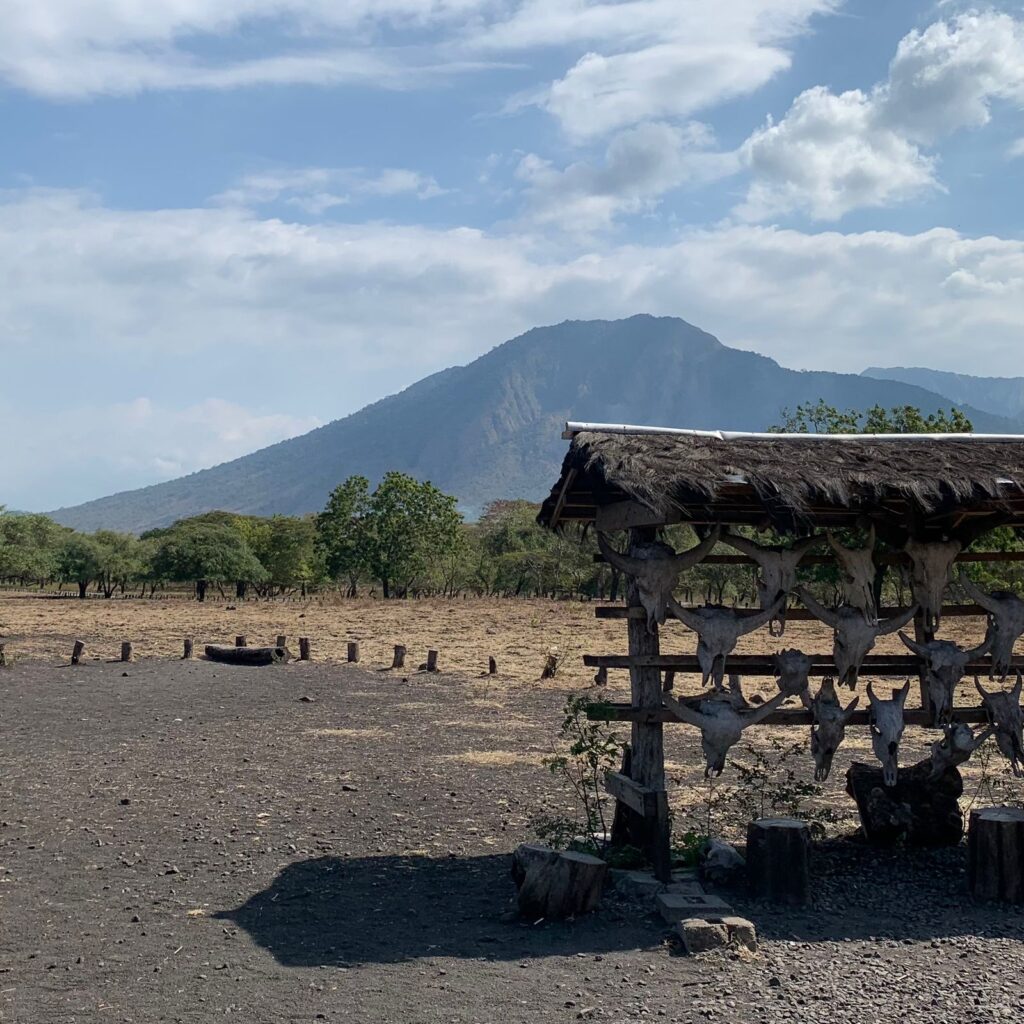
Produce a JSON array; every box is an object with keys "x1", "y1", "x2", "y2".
[
  {"x1": 516, "y1": 121, "x2": 738, "y2": 230},
  {"x1": 213, "y1": 166, "x2": 446, "y2": 211},
  {"x1": 736, "y1": 11, "x2": 1024, "y2": 220},
  {"x1": 2, "y1": 397, "x2": 320, "y2": 511},
  {"x1": 1010, "y1": 138, "x2": 1024, "y2": 159}
]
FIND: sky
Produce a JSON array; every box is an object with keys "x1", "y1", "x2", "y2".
[{"x1": 2, "y1": 0, "x2": 1024, "y2": 511}]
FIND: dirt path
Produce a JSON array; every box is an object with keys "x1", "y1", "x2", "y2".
[{"x1": 2, "y1": 659, "x2": 1023, "y2": 1023}]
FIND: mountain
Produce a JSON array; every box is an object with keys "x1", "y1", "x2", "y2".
[
  {"x1": 49, "y1": 315, "x2": 1020, "y2": 533},
  {"x1": 862, "y1": 366, "x2": 1024, "y2": 423}
]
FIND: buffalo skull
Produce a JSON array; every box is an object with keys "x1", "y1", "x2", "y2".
[
  {"x1": 975, "y1": 673, "x2": 1024, "y2": 777},
  {"x1": 669, "y1": 594, "x2": 785, "y2": 691},
  {"x1": 598, "y1": 528, "x2": 720, "y2": 633},
  {"x1": 867, "y1": 680, "x2": 910, "y2": 787},
  {"x1": 797, "y1": 586, "x2": 918, "y2": 688},
  {"x1": 664, "y1": 679, "x2": 789, "y2": 777},
  {"x1": 773, "y1": 648, "x2": 813, "y2": 706},
  {"x1": 958, "y1": 572, "x2": 1024, "y2": 680},
  {"x1": 828, "y1": 526, "x2": 878, "y2": 622},
  {"x1": 721, "y1": 531, "x2": 818, "y2": 636},
  {"x1": 898, "y1": 631, "x2": 992, "y2": 725},
  {"x1": 809, "y1": 676, "x2": 859, "y2": 781},
  {"x1": 904, "y1": 537, "x2": 961, "y2": 632},
  {"x1": 928, "y1": 722, "x2": 991, "y2": 780}
]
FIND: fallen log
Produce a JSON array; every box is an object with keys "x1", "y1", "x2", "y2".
[{"x1": 204, "y1": 644, "x2": 289, "y2": 666}]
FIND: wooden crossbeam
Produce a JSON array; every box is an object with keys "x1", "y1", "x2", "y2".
[
  {"x1": 588, "y1": 702, "x2": 992, "y2": 728},
  {"x1": 581, "y1": 653, "x2": 1021, "y2": 676},
  {"x1": 595, "y1": 604, "x2": 989, "y2": 621},
  {"x1": 603, "y1": 770, "x2": 660, "y2": 817},
  {"x1": 594, "y1": 550, "x2": 1024, "y2": 566}
]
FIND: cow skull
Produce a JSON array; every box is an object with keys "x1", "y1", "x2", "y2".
[
  {"x1": 721, "y1": 532, "x2": 818, "y2": 636},
  {"x1": 958, "y1": 572, "x2": 1024, "y2": 680},
  {"x1": 598, "y1": 528, "x2": 720, "y2": 633},
  {"x1": 797, "y1": 586, "x2": 918, "y2": 688},
  {"x1": 975, "y1": 673, "x2": 1024, "y2": 776},
  {"x1": 898, "y1": 631, "x2": 992, "y2": 725},
  {"x1": 867, "y1": 680, "x2": 910, "y2": 787},
  {"x1": 773, "y1": 648, "x2": 813, "y2": 706},
  {"x1": 928, "y1": 722, "x2": 991, "y2": 780},
  {"x1": 664, "y1": 679, "x2": 789, "y2": 777},
  {"x1": 828, "y1": 526, "x2": 878, "y2": 622},
  {"x1": 809, "y1": 676, "x2": 859, "y2": 781},
  {"x1": 904, "y1": 537, "x2": 961, "y2": 632},
  {"x1": 668, "y1": 594, "x2": 785, "y2": 691}
]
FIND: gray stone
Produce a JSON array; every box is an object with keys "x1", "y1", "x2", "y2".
[
  {"x1": 721, "y1": 916, "x2": 758, "y2": 952},
  {"x1": 656, "y1": 892, "x2": 733, "y2": 923},
  {"x1": 677, "y1": 918, "x2": 730, "y2": 955},
  {"x1": 615, "y1": 870, "x2": 667, "y2": 900},
  {"x1": 666, "y1": 881, "x2": 704, "y2": 896}
]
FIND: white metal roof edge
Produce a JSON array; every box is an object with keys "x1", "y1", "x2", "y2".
[{"x1": 562, "y1": 421, "x2": 1024, "y2": 443}]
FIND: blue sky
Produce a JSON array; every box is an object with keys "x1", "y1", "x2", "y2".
[{"x1": 2, "y1": 0, "x2": 1023, "y2": 510}]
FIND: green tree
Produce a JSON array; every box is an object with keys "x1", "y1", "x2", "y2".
[
  {"x1": 151, "y1": 521, "x2": 266, "y2": 602},
  {"x1": 315, "y1": 476, "x2": 371, "y2": 597},
  {"x1": 261, "y1": 516, "x2": 323, "y2": 595},
  {"x1": 361, "y1": 472, "x2": 462, "y2": 598},
  {"x1": 0, "y1": 512, "x2": 67, "y2": 584},
  {"x1": 57, "y1": 533, "x2": 103, "y2": 599},
  {"x1": 772, "y1": 400, "x2": 973, "y2": 435}
]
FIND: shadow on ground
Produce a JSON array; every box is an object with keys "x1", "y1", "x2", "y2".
[{"x1": 215, "y1": 853, "x2": 658, "y2": 966}]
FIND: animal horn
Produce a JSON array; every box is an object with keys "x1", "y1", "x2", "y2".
[
  {"x1": 720, "y1": 530, "x2": 759, "y2": 559},
  {"x1": 666, "y1": 596, "x2": 704, "y2": 633},
  {"x1": 745, "y1": 688, "x2": 790, "y2": 725},
  {"x1": 958, "y1": 571, "x2": 1001, "y2": 615},
  {"x1": 867, "y1": 681, "x2": 879, "y2": 706},
  {"x1": 898, "y1": 630, "x2": 926, "y2": 656},
  {"x1": 796, "y1": 586, "x2": 838, "y2": 628},
  {"x1": 965, "y1": 632, "x2": 993, "y2": 663},
  {"x1": 1014, "y1": 671, "x2": 1023, "y2": 703},
  {"x1": 843, "y1": 695, "x2": 861, "y2": 719},
  {"x1": 975, "y1": 675, "x2": 993, "y2": 701},
  {"x1": 662, "y1": 692, "x2": 706, "y2": 729},
  {"x1": 672, "y1": 525, "x2": 721, "y2": 571},
  {"x1": 826, "y1": 530, "x2": 844, "y2": 556},
  {"x1": 735, "y1": 592, "x2": 787, "y2": 636},
  {"x1": 896, "y1": 678, "x2": 911, "y2": 707},
  {"x1": 596, "y1": 532, "x2": 647, "y2": 576},
  {"x1": 876, "y1": 604, "x2": 919, "y2": 636}
]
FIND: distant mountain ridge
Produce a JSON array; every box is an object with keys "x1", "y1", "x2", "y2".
[
  {"x1": 863, "y1": 366, "x2": 1024, "y2": 423},
  {"x1": 48, "y1": 316, "x2": 1021, "y2": 533}
]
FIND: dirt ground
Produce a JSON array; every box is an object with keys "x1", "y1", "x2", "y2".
[{"x1": 2, "y1": 595, "x2": 1024, "y2": 1022}]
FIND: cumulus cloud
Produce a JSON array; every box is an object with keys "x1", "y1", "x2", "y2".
[{"x1": 737, "y1": 11, "x2": 1024, "y2": 220}]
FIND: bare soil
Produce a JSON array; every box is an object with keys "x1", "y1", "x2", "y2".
[{"x1": 1, "y1": 596, "x2": 1023, "y2": 1022}]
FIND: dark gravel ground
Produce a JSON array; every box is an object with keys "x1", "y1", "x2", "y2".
[{"x1": 2, "y1": 659, "x2": 1023, "y2": 1024}]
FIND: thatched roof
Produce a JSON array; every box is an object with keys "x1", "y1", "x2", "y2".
[{"x1": 538, "y1": 425, "x2": 1024, "y2": 534}]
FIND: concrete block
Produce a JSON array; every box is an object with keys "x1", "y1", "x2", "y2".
[
  {"x1": 656, "y1": 892, "x2": 733, "y2": 922},
  {"x1": 677, "y1": 918, "x2": 729, "y2": 955}
]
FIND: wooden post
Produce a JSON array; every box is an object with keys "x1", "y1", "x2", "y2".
[
  {"x1": 120, "y1": 642, "x2": 134, "y2": 663},
  {"x1": 663, "y1": 669, "x2": 675, "y2": 693},
  {"x1": 183, "y1": 638, "x2": 194, "y2": 659},
  {"x1": 968, "y1": 807, "x2": 1024, "y2": 903},
  {"x1": 913, "y1": 607, "x2": 934, "y2": 717},
  {"x1": 276, "y1": 634, "x2": 287, "y2": 649},
  {"x1": 299, "y1": 637, "x2": 311, "y2": 661},
  {"x1": 235, "y1": 635, "x2": 247, "y2": 648},
  {"x1": 426, "y1": 649, "x2": 439, "y2": 673},
  {"x1": 623, "y1": 526, "x2": 671, "y2": 882},
  {"x1": 71, "y1": 640, "x2": 85, "y2": 665},
  {"x1": 347, "y1": 641, "x2": 360, "y2": 663},
  {"x1": 0, "y1": 643, "x2": 8, "y2": 667},
  {"x1": 392, "y1": 645, "x2": 407, "y2": 669},
  {"x1": 488, "y1": 656, "x2": 498, "y2": 675},
  {"x1": 746, "y1": 818, "x2": 811, "y2": 905}
]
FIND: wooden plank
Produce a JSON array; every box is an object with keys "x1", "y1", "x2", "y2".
[
  {"x1": 587, "y1": 702, "x2": 992, "y2": 727},
  {"x1": 595, "y1": 604, "x2": 990, "y2": 620},
  {"x1": 603, "y1": 770, "x2": 659, "y2": 817},
  {"x1": 581, "y1": 653, "x2": 1019, "y2": 676},
  {"x1": 595, "y1": 500, "x2": 681, "y2": 532},
  {"x1": 594, "y1": 550, "x2": 1024, "y2": 565},
  {"x1": 548, "y1": 468, "x2": 577, "y2": 529}
]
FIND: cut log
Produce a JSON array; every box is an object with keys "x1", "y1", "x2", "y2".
[
  {"x1": 488, "y1": 656, "x2": 498, "y2": 675},
  {"x1": 298, "y1": 637, "x2": 311, "y2": 661},
  {"x1": 71, "y1": 640, "x2": 85, "y2": 665},
  {"x1": 746, "y1": 818, "x2": 810, "y2": 905},
  {"x1": 120, "y1": 642, "x2": 134, "y2": 663},
  {"x1": 845, "y1": 759, "x2": 964, "y2": 847},
  {"x1": 204, "y1": 644, "x2": 289, "y2": 666},
  {"x1": 235, "y1": 635, "x2": 247, "y2": 648},
  {"x1": 276, "y1": 635, "x2": 287, "y2": 649},
  {"x1": 511, "y1": 842, "x2": 559, "y2": 888},
  {"x1": 347, "y1": 641, "x2": 360, "y2": 663},
  {"x1": 968, "y1": 806, "x2": 1024, "y2": 903},
  {"x1": 392, "y1": 645, "x2": 407, "y2": 670},
  {"x1": 516, "y1": 850, "x2": 608, "y2": 920},
  {"x1": 183, "y1": 638, "x2": 194, "y2": 660},
  {"x1": 426, "y1": 649, "x2": 439, "y2": 673}
]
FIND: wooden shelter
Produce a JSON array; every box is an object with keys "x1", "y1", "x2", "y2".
[{"x1": 538, "y1": 423, "x2": 1024, "y2": 880}]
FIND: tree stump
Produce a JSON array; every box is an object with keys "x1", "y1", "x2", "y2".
[
  {"x1": 511, "y1": 842, "x2": 559, "y2": 887},
  {"x1": 235, "y1": 635, "x2": 247, "y2": 648},
  {"x1": 845, "y1": 759, "x2": 964, "y2": 847},
  {"x1": 746, "y1": 818, "x2": 810, "y2": 905},
  {"x1": 968, "y1": 807, "x2": 1024, "y2": 903},
  {"x1": 514, "y1": 847, "x2": 607, "y2": 920},
  {"x1": 347, "y1": 642, "x2": 360, "y2": 663},
  {"x1": 488, "y1": 656, "x2": 498, "y2": 675},
  {"x1": 71, "y1": 640, "x2": 85, "y2": 665},
  {"x1": 183, "y1": 638, "x2": 194, "y2": 659},
  {"x1": 0, "y1": 643, "x2": 8, "y2": 667},
  {"x1": 426, "y1": 649, "x2": 439, "y2": 673},
  {"x1": 120, "y1": 642, "x2": 134, "y2": 663},
  {"x1": 299, "y1": 637, "x2": 311, "y2": 661},
  {"x1": 392, "y1": 645, "x2": 407, "y2": 669},
  {"x1": 276, "y1": 635, "x2": 287, "y2": 649}
]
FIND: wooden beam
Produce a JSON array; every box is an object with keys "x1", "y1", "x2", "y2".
[
  {"x1": 603, "y1": 770, "x2": 659, "y2": 817},
  {"x1": 594, "y1": 550, "x2": 1024, "y2": 566},
  {"x1": 548, "y1": 468, "x2": 577, "y2": 529},
  {"x1": 595, "y1": 500, "x2": 681, "y2": 532},
  {"x1": 595, "y1": 604, "x2": 990, "y2": 621},
  {"x1": 587, "y1": 702, "x2": 992, "y2": 727}
]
